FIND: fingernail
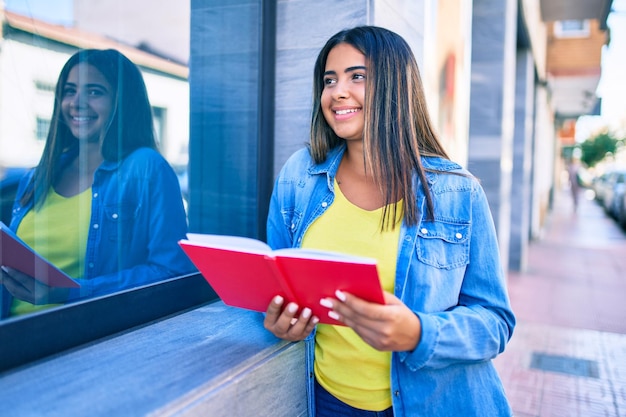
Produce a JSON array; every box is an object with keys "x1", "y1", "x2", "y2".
[
  {"x1": 328, "y1": 311, "x2": 340, "y2": 320},
  {"x1": 302, "y1": 307, "x2": 312, "y2": 318},
  {"x1": 320, "y1": 298, "x2": 333, "y2": 308},
  {"x1": 274, "y1": 295, "x2": 284, "y2": 305},
  {"x1": 287, "y1": 303, "x2": 298, "y2": 314},
  {"x1": 312, "y1": 316, "x2": 320, "y2": 324},
  {"x1": 335, "y1": 290, "x2": 346, "y2": 302}
]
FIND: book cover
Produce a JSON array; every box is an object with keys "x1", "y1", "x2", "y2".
[
  {"x1": 179, "y1": 233, "x2": 385, "y2": 325},
  {"x1": 0, "y1": 221, "x2": 80, "y2": 288}
]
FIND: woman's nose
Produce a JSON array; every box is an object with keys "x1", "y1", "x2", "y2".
[
  {"x1": 331, "y1": 80, "x2": 349, "y2": 100},
  {"x1": 70, "y1": 91, "x2": 87, "y2": 108}
]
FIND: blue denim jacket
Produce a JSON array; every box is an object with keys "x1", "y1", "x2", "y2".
[
  {"x1": 1, "y1": 147, "x2": 195, "y2": 318},
  {"x1": 267, "y1": 145, "x2": 515, "y2": 416}
]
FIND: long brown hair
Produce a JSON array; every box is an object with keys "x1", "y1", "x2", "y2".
[
  {"x1": 310, "y1": 26, "x2": 449, "y2": 229},
  {"x1": 22, "y1": 49, "x2": 157, "y2": 209}
]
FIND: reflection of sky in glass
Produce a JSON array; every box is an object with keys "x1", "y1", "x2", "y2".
[{"x1": 5, "y1": 0, "x2": 74, "y2": 26}]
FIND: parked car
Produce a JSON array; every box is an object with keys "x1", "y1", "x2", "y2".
[
  {"x1": 0, "y1": 167, "x2": 29, "y2": 225},
  {"x1": 615, "y1": 182, "x2": 626, "y2": 231},
  {"x1": 592, "y1": 171, "x2": 613, "y2": 206},
  {"x1": 600, "y1": 170, "x2": 626, "y2": 219}
]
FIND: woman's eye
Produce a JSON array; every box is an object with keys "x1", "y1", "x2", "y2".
[
  {"x1": 88, "y1": 88, "x2": 105, "y2": 96},
  {"x1": 62, "y1": 88, "x2": 76, "y2": 97},
  {"x1": 353, "y1": 73, "x2": 365, "y2": 80},
  {"x1": 323, "y1": 77, "x2": 336, "y2": 86}
]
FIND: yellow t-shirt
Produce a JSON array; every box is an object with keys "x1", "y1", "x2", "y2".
[
  {"x1": 302, "y1": 179, "x2": 401, "y2": 411},
  {"x1": 10, "y1": 188, "x2": 91, "y2": 316}
]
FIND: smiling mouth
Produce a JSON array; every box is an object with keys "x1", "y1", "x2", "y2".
[
  {"x1": 72, "y1": 116, "x2": 95, "y2": 122},
  {"x1": 334, "y1": 108, "x2": 360, "y2": 115}
]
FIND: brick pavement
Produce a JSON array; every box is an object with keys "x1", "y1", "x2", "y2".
[{"x1": 494, "y1": 187, "x2": 626, "y2": 417}]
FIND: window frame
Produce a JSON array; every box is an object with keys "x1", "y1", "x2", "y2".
[{"x1": 0, "y1": 273, "x2": 217, "y2": 373}]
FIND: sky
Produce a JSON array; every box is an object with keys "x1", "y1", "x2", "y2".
[
  {"x1": 4, "y1": 0, "x2": 73, "y2": 25},
  {"x1": 596, "y1": 0, "x2": 626, "y2": 128},
  {"x1": 576, "y1": 0, "x2": 626, "y2": 141}
]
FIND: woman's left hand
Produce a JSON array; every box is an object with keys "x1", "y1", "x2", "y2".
[
  {"x1": 1, "y1": 266, "x2": 70, "y2": 305},
  {"x1": 321, "y1": 290, "x2": 421, "y2": 352}
]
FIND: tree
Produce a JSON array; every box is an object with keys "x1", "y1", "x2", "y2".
[{"x1": 579, "y1": 131, "x2": 621, "y2": 167}]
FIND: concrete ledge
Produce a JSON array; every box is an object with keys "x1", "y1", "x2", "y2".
[{"x1": 0, "y1": 302, "x2": 308, "y2": 417}]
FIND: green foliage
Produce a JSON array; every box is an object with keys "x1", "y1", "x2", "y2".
[{"x1": 579, "y1": 131, "x2": 621, "y2": 167}]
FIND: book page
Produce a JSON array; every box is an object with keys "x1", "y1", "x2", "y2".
[
  {"x1": 184, "y1": 233, "x2": 271, "y2": 254},
  {"x1": 274, "y1": 247, "x2": 376, "y2": 264}
]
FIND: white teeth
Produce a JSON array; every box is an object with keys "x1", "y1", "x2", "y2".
[
  {"x1": 335, "y1": 109, "x2": 358, "y2": 115},
  {"x1": 73, "y1": 117, "x2": 91, "y2": 122}
]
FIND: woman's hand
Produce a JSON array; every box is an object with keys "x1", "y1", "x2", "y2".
[
  {"x1": 263, "y1": 295, "x2": 319, "y2": 341},
  {"x1": 1, "y1": 266, "x2": 70, "y2": 305},
  {"x1": 320, "y1": 290, "x2": 422, "y2": 352}
]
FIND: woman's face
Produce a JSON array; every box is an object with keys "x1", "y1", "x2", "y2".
[
  {"x1": 61, "y1": 63, "x2": 114, "y2": 143},
  {"x1": 320, "y1": 43, "x2": 366, "y2": 142}
]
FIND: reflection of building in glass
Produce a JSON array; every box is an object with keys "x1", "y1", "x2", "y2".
[
  {"x1": 72, "y1": 0, "x2": 189, "y2": 65},
  {"x1": 0, "y1": 9, "x2": 189, "y2": 170}
]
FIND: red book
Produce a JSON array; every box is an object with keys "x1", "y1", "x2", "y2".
[
  {"x1": 179, "y1": 234, "x2": 385, "y2": 326},
  {"x1": 0, "y1": 221, "x2": 80, "y2": 288}
]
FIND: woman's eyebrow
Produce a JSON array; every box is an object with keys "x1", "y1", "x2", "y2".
[
  {"x1": 345, "y1": 65, "x2": 366, "y2": 72},
  {"x1": 323, "y1": 65, "x2": 367, "y2": 76}
]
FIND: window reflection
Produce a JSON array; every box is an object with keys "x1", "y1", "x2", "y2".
[{"x1": 0, "y1": 2, "x2": 192, "y2": 318}]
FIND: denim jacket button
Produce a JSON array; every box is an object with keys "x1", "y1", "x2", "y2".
[
  {"x1": 93, "y1": 192, "x2": 98, "y2": 198},
  {"x1": 321, "y1": 202, "x2": 328, "y2": 208},
  {"x1": 420, "y1": 228, "x2": 428, "y2": 234},
  {"x1": 456, "y1": 233, "x2": 462, "y2": 239},
  {"x1": 93, "y1": 224, "x2": 99, "y2": 229},
  {"x1": 112, "y1": 213, "x2": 119, "y2": 219}
]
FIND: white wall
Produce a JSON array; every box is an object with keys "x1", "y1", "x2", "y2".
[
  {"x1": 73, "y1": 0, "x2": 190, "y2": 64},
  {"x1": 0, "y1": 40, "x2": 68, "y2": 168}
]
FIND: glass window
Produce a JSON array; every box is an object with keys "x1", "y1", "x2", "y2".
[
  {"x1": 0, "y1": 0, "x2": 192, "y2": 321},
  {"x1": 35, "y1": 117, "x2": 50, "y2": 141},
  {"x1": 554, "y1": 20, "x2": 591, "y2": 38}
]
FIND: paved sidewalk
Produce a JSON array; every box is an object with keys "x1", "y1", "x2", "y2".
[{"x1": 494, "y1": 187, "x2": 626, "y2": 417}]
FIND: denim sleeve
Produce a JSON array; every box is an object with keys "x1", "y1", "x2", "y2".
[
  {"x1": 398, "y1": 182, "x2": 516, "y2": 370},
  {"x1": 266, "y1": 176, "x2": 294, "y2": 251}
]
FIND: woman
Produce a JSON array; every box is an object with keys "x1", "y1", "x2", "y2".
[
  {"x1": 1, "y1": 49, "x2": 194, "y2": 318},
  {"x1": 264, "y1": 26, "x2": 515, "y2": 416}
]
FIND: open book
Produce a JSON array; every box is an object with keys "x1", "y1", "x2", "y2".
[
  {"x1": 0, "y1": 221, "x2": 80, "y2": 288},
  {"x1": 179, "y1": 233, "x2": 385, "y2": 326}
]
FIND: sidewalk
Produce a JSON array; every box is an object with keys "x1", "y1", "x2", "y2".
[{"x1": 494, "y1": 187, "x2": 626, "y2": 417}]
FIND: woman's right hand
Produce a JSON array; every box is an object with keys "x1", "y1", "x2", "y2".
[
  {"x1": 263, "y1": 295, "x2": 319, "y2": 341},
  {"x1": 1, "y1": 266, "x2": 69, "y2": 305}
]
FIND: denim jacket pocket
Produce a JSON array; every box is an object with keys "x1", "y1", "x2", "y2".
[
  {"x1": 102, "y1": 203, "x2": 139, "y2": 243},
  {"x1": 280, "y1": 207, "x2": 304, "y2": 244},
  {"x1": 416, "y1": 220, "x2": 470, "y2": 269}
]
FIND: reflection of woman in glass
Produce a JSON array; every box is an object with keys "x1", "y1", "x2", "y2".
[{"x1": 1, "y1": 49, "x2": 194, "y2": 318}]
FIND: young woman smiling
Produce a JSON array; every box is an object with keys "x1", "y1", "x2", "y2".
[{"x1": 264, "y1": 26, "x2": 515, "y2": 416}]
